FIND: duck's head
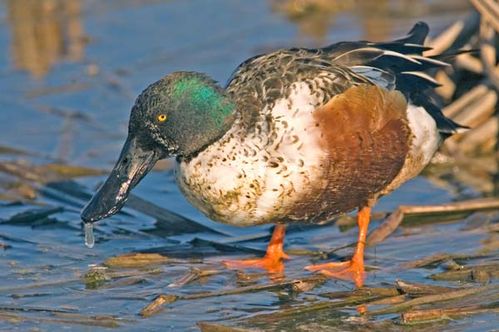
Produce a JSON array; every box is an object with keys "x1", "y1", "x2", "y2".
[{"x1": 81, "y1": 71, "x2": 235, "y2": 223}]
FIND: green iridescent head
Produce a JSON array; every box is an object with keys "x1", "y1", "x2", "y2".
[
  {"x1": 81, "y1": 71, "x2": 235, "y2": 223},
  {"x1": 131, "y1": 71, "x2": 236, "y2": 157}
]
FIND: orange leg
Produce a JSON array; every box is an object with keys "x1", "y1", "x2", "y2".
[
  {"x1": 305, "y1": 206, "x2": 371, "y2": 287},
  {"x1": 223, "y1": 224, "x2": 289, "y2": 274}
]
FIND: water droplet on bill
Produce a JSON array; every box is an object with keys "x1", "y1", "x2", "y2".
[{"x1": 84, "y1": 223, "x2": 95, "y2": 248}]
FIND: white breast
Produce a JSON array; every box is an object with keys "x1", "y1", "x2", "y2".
[{"x1": 176, "y1": 82, "x2": 326, "y2": 226}]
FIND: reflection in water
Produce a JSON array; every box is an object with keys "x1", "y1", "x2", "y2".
[
  {"x1": 270, "y1": 0, "x2": 470, "y2": 43},
  {"x1": 425, "y1": 152, "x2": 499, "y2": 199},
  {"x1": 270, "y1": 0, "x2": 355, "y2": 43},
  {"x1": 269, "y1": 0, "x2": 396, "y2": 43},
  {"x1": 6, "y1": 0, "x2": 86, "y2": 78}
]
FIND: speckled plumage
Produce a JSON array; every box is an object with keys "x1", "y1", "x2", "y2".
[{"x1": 175, "y1": 22, "x2": 464, "y2": 226}]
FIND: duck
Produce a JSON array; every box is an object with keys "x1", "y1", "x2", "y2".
[{"x1": 81, "y1": 22, "x2": 465, "y2": 287}]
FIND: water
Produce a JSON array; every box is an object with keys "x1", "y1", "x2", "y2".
[{"x1": 0, "y1": 0, "x2": 497, "y2": 331}]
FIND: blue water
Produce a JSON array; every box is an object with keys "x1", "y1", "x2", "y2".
[{"x1": 1, "y1": 0, "x2": 497, "y2": 331}]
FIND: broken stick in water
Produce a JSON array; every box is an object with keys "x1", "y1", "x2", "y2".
[{"x1": 367, "y1": 198, "x2": 499, "y2": 246}]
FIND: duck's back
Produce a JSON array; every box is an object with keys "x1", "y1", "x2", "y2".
[{"x1": 176, "y1": 22, "x2": 463, "y2": 226}]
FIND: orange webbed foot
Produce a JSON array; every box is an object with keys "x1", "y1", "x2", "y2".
[
  {"x1": 223, "y1": 251, "x2": 289, "y2": 274},
  {"x1": 306, "y1": 206, "x2": 371, "y2": 288},
  {"x1": 223, "y1": 224, "x2": 288, "y2": 275},
  {"x1": 305, "y1": 258, "x2": 365, "y2": 288}
]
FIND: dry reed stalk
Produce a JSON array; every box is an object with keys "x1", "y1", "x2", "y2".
[
  {"x1": 395, "y1": 280, "x2": 456, "y2": 297},
  {"x1": 401, "y1": 306, "x2": 499, "y2": 324},
  {"x1": 427, "y1": 21, "x2": 464, "y2": 56},
  {"x1": 140, "y1": 275, "x2": 326, "y2": 318},
  {"x1": 198, "y1": 322, "x2": 253, "y2": 332},
  {"x1": 140, "y1": 294, "x2": 178, "y2": 317},
  {"x1": 367, "y1": 198, "x2": 499, "y2": 246},
  {"x1": 168, "y1": 268, "x2": 221, "y2": 288},
  {"x1": 471, "y1": 0, "x2": 499, "y2": 33},
  {"x1": 443, "y1": 84, "x2": 489, "y2": 118},
  {"x1": 367, "y1": 284, "x2": 497, "y2": 315},
  {"x1": 455, "y1": 53, "x2": 484, "y2": 73}
]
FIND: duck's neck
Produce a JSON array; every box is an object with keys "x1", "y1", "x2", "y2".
[{"x1": 171, "y1": 73, "x2": 237, "y2": 159}]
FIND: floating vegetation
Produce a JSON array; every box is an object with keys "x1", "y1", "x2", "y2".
[{"x1": 104, "y1": 253, "x2": 172, "y2": 268}]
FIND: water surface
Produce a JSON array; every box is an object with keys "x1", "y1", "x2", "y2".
[{"x1": 0, "y1": 1, "x2": 497, "y2": 331}]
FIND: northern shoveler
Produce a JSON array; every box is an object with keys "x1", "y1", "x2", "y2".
[{"x1": 81, "y1": 22, "x2": 465, "y2": 287}]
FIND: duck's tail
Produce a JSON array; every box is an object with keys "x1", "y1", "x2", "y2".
[{"x1": 324, "y1": 22, "x2": 469, "y2": 136}]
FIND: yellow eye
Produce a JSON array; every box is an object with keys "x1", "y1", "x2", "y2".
[{"x1": 157, "y1": 114, "x2": 167, "y2": 122}]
